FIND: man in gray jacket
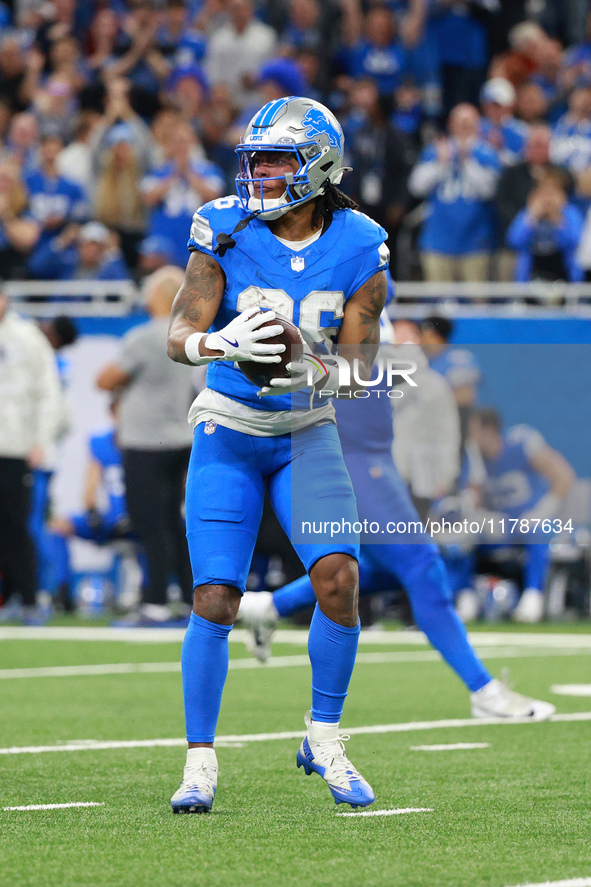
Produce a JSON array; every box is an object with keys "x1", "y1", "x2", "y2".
[
  {"x1": 0, "y1": 286, "x2": 61, "y2": 624},
  {"x1": 97, "y1": 266, "x2": 195, "y2": 624}
]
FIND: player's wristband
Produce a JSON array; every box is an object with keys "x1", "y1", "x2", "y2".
[{"x1": 185, "y1": 331, "x2": 215, "y2": 366}]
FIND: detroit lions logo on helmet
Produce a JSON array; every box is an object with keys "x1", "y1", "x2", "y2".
[{"x1": 302, "y1": 108, "x2": 342, "y2": 157}]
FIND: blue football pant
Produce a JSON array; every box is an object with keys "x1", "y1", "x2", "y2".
[{"x1": 182, "y1": 421, "x2": 361, "y2": 740}]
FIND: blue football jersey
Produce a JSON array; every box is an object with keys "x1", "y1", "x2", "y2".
[
  {"x1": 89, "y1": 430, "x2": 127, "y2": 522},
  {"x1": 481, "y1": 424, "x2": 549, "y2": 518},
  {"x1": 187, "y1": 197, "x2": 389, "y2": 414}
]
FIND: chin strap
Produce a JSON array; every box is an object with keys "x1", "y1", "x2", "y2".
[{"x1": 214, "y1": 212, "x2": 258, "y2": 257}]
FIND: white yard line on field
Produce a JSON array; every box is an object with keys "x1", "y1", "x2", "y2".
[
  {"x1": 505, "y1": 879, "x2": 591, "y2": 887},
  {"x1": 337, "y1": 807, "x2": 434, "y2": 818},
  {"x1": 3, "y1": 802, "x2": 104, "y2": 811},
  {"x1": 0, "y1": 644, "x2": 589, "y2": 681},
  {"x1": 2, "y1": 626, "x2": 591, "y2": 649},
  {"x1": 551, "y1": 684, "x2": 591, "y2": 696},
  {"x1": 410, "y1": 743, "x2": 491, "y2": 751},
  {"x1": 1, "y1": 712, "x2": 590, "y2": 757}
]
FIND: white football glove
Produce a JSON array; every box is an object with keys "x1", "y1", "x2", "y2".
[
  {"x1": 257, "y1": 353, "x2": 334, "y2": 397},
  {"x1": 189, "y1": 307, "x2": 286, "y2": 364}
]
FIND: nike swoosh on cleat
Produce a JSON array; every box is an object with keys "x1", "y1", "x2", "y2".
[{"x1": 220, "y1": 336, "x2": 239, "y2": 348}]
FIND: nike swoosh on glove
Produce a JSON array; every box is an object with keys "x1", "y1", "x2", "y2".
[{"x1": 206, "y1": 307, "x2": 285, "y2": 363}]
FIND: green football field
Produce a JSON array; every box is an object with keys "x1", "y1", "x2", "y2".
[{"x1": 1, "y1": 622, "x2": 591, "y2": 887}]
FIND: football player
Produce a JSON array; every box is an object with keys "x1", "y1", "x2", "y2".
[
  {"x1": 167, "y1": 97, "x2": 389, "y2": 813},
  {"x1": 240, "y1": 319, "x2": 556, "y2": 721}
]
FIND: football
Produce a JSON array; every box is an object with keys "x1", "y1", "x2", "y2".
[{"x1": 240, "y1": 311, "x2": 305, "y2": 389}]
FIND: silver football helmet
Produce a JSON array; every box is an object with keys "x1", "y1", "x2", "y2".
[{"x1": 235, "y1": 96, "x2": 349, "y2": 220}]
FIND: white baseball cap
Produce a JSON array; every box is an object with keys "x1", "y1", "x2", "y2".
[
  {"x1": 481, "y1": 78, "x2": 516, "y2": 108},
  {"x1": 79, "y1": 222, "x2": 110, "y2": 244}
]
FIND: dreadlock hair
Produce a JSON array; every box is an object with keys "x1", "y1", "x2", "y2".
[{"x1": 311, "y1": 180, "x2": 358, "y2": 229}]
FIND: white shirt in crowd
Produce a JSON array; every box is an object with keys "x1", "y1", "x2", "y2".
[{"x1": 0, "y1": 309, "x2": 62, "y2": 461}]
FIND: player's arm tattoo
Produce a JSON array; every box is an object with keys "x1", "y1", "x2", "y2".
[
  {"x1": 356, "y1": 272, "x2": 388, "y2": 346},
  {"x1": 167, "y1": 250, "x2": 225, "y2": 364},
  {"x1": 337, "y1": 270, "x2": 388, "y2": 390}
]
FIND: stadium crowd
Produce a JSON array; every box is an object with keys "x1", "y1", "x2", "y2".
[{"x1": 1, "y1": 0, "x2": 591, "y2": 283}]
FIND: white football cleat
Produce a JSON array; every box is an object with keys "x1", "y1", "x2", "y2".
[
  {"x1": 471, "y1": 678, "x2": 555, "y2": 721},
  {"x1": 171, "y1": 748, "x2": 218, "y2": 814},
  {"x1": 239, "y1": 590, "x2": 278, "y2": 663},
  {"x1": 296, "y1": 711, "x2": 375, "y2": 809},
  {"x1": 455, "y1": 589, "x2": 480, "y2": 623},
  {"x1": 512, "y1": 588, "x2": 545, "y2": 623}
]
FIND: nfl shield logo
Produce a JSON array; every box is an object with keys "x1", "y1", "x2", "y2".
[
  {"x1": 291, "y1": 256, "x2": 305, "y2": 272},
  {"x1": 204, "y1": 420, "x2": 217, "y2": 435}
]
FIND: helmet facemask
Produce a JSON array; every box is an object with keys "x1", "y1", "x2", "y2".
[{"x1": 235, "y1": 143, "x2": 328, "y2": 220}]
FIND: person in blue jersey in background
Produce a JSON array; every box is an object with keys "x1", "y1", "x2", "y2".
[
  {"x1": 409, "y1": 103, "x2": 502, "y2": 283},
  {"x1": 25, "y1": 134, "x2": 88, "y2": 277},
  {"x1": 167, "y1": 96, "x2": 389, "y2": 814},
  {"x1": 239, "y1": 314, "x2": 556, "y2": 723},
  {"x1": 449, "y1": 408, "x2": 575, "y2": 625},
  {"x1": 50, "y1": 395, "x2": 136, "y2": 605},
  {"x1": 479, "y1": 78, "x2": 529, "y2": 166}
]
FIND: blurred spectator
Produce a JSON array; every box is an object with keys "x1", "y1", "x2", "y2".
[
  {"x1": 25, "y1": 133, "x2": 88, "y2": 276},
  {"x1": 408, "y1": 103, "x2": 501, "y2": 282},
  {"x1": 164, "y1": 63, "x2": 209, "y2": 134},
  {"x1": 514, "y1": 79, "x2": 549, "y2": 124},
  {"x1": 137, "y1": 234, "x2": 177, "y2": 279},
  {"x1": 31, "y1": 75, "x2": 78, "y2": 142},
  {"x1": 205, "y1": 0, "x2": 277, "y2": 109},
  {"x1": 420, "y1": 315, "x2": 481, "y2": 446},
  {"x1": 561, "y1": 10, "x2": 591, "y2": 91},
  {"x1": 550, "y1": 77, "x2": 591, "y2": 210},
  {"x1": 157, "y1": 0, "x2": 207, "y2": 68},
  {"x1": 86, "y1": 7, "x2": 121, "y2": 80},
  {"x1": 93, "y1": 124, "x2": 148, "y2": 271},
  {"x1": 0, "y1": 159, "x2": 39, "y2": 279},
  {"x1": 496, "y1": 124, "x2": 573, "y2": 243},
  {"x1": 109, "y1": 0, "x2": 170, "y2": 100},
  {"x1": 96, "y1": 266, "x2": 195, "y2": 626},
  {"x1": 280, "y1": 0, "x2": 340, "y2": 57},
  {"x1": 507, "y1": 175, "x2": 584, "y2": 282},
  {"x1": 0, "y1": 31, "x2": 28, "y2": 113},
  {"x1": 90, "y1": 77, "x2": 156, "y2": 183},
  {"x1": 539, "y1": 0, "x2": 589, "y2": 49},
  {"x1": 338, "y1": 3, "x2": 410, "y2": 96},
  {"x1": 258, "y1": 57, "x2": 307, "y2": 104},
  {"x1": 479, "y1": 77, "x2": 528, "y2": 164},
  {"x1": 34, "y1": 0, "x2": 80, "y2": 61},
  {"x1": 0, "y1": 286, "x2": 61, "y2": 625},
  {"x1": 342, "y1": 77, "x2": 410, "y2": 251},
  {"x1": 429, "y1": 0, "x2": 494, "y2": 116},
  {"x1": 489, "y1": 21, "x2": 549, "y2": 88},
  {"x1": 56, "y1": 111, "x2": 101, "y2": 193},
  {"x1": 142, "y1": 121, "x2": 224, "y2": 267},
  {"x1": 531, "y1": 38, "x2": 565, "y2": 122},
  {"x1": 6, "y1": 111, "x2": 39, "y2": 171},
  {"x1": 28, "y1": 221, "x2": 131, "y2": 282}
]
